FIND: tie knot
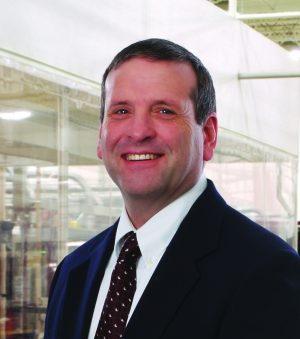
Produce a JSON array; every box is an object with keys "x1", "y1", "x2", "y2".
[{"x1": 119, "y1": 231, "x2": 141, "y2": 261}]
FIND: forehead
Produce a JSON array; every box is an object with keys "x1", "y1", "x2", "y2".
[{"x1": 105, "y1": 57, "x2": 197, "y2": 97}]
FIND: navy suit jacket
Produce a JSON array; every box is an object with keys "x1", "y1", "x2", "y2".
[{"x1": 45, "y1": 180, "x2": 300, "y2": 339}]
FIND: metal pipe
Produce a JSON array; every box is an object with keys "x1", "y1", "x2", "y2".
[
  {"x1": 236, "y1": 11, "x2": 300, "y2": 20},
  {"x1": 238, "y1": 72, "x2": 300, "y2": 80},
  {"x1": 57, "y1": 93, "x2": 69, "y2": 261},
  {"x1": 228, "y1": 0, "x2": 237, "y2": 17}
]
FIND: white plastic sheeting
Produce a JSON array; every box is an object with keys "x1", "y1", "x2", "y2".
[{"x1": 0, "y1": 0, "x2": 299, "y2": 154}]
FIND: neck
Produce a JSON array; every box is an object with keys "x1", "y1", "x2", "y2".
[
  {"x1": 123, "y1": 179, "x2": 201, "y2": 228},
  {"x1": 125, "y1": 199, "x2": 168, "y2": 229}
]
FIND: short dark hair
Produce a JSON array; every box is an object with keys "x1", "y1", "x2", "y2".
[{"x1": 100, "y1": 38, "x2": 216, "y2": 124}]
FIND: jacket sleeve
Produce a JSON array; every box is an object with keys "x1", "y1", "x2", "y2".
[{"x1": 219, "y1": 250, "x2": 300, "y2": 339}]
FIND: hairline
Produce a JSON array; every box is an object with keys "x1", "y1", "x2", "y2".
[{"x1": 100, "y1": 39, "x2": 216, "y2": 124}]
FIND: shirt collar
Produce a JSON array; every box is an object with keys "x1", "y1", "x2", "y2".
[{"x1": 114, "y1": 174, "x2": 207, "y2": 265}]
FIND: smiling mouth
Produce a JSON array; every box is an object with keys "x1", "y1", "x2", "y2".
[{"x1": 124, "y1": 153, "x2": 162, "y2": 161}]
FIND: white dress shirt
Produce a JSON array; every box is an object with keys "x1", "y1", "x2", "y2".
[{"x1": 88, "y1": 175, "x2": 207, "y2": 338}]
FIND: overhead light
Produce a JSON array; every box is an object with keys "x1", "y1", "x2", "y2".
[
  {"x1": 289, "y1": 48, "x2": 300, "y2": 61},
  {"x1": 0, "y1": 110, "x2": 32, "y2": 121}
]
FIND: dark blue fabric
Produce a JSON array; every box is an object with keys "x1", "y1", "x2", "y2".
[{"x1": 44, "y1": 180, "x2": 300, "y2": 339}]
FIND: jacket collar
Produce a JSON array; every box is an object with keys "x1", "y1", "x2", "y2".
[{"x1": 124, "y1": 179, "x2": 227, "y2": 339}]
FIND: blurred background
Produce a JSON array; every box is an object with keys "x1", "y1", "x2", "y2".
[{"x1": 0, "y1": 0, "x2": 299, "y2": 337}]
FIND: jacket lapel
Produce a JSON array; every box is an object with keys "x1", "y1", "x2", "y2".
[
  {"x1": 60, "y1": 223, "x2": 118, "y2": 339},
  {"x1": 125, "y1": 180, "x2": 226, "y2": 339}
]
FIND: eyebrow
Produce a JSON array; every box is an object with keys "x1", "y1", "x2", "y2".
[
  {"x1": 109, "y1": 101, "x2": 130, "y2": 107},
  {"x1": 108, "y1": 99, "x2": 179, "y2": 109},
  {"x1": 152, "y1": 100, "x2": 175, "y2": 106}
]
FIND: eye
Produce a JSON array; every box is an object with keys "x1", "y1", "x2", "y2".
[
  {"x1": 115, "y1": 108, "x2": 128, "y2": 115},
  {"x1": 160, "y1": 108, "x2": 175, "y2": 115}
]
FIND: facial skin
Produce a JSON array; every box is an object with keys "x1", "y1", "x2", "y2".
[{"x1": 98, "y1": 58, "x2": 217, "y2": 227}]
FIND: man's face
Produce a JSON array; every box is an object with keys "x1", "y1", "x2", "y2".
[{"x1": 98, "y1": 57, "x2": 217, "y2": 204}]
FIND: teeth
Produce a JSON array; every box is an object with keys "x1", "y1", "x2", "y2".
[{"x1": 126, "y1": 154, "x2": 159, "y2": 161}]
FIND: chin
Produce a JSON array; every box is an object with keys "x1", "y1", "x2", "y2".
[{"x1": 121, "y1": 183, "x2": 163, "y2": 199}]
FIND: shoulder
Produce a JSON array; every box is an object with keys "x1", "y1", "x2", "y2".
[
  {"x1": 200, "y1": 180, "x2": 299, "y2": 272},
  {"x1": 218, "y1": 207, "x2": 300, "y2": 337},
  {"x1": 48, "y1": 222, "x2": 117, "y2": 296},
  {"x1": 222, "y1": 204, "x2": 297, "y2": 258},
  {"x1": 214, "y1": 202, "x2": 300, "y2": 299},
  {"x1": 195, "y1": 182, "x2": 300, "y2": 337},
  {"x1": 198, "y1": 179, "x2": 297, "y2": 259},
  {"x1": 46, "y1": 222, "x2": 117, "y2": 309},
  {"x1": 59, "y1": 222, "x2": 118, "y2": 273}
]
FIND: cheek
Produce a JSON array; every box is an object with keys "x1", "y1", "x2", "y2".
[
  {"x1": 181, "y1": 122, "x2": 201, "y2": 146},
  {"x1": 184, "y1": 125, "x2": 203, "y2": 161},
  {"x1": 157, "y1": 125, "x2": 184, "y2": 153},
  {"x1": 165, "y1": 125, "x2": 197, "y2": 159},
  {"x1": 97, "y1": 129, "x2": 111, "y2": 159},
  {"x1": 99, "y1": 123, "x2": 117, "y2": 150}
]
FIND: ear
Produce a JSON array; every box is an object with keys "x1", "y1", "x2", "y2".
[
  {"x1": 202, "y1": 113, "x2": 218, "y2": 161},
  {"x1": 97, "y1": 125, "x2": 103, "y2": 160}
]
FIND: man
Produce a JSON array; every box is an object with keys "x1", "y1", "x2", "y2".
[{"x1": 45, "y1": 38, "x2": 300, "y2": 339}]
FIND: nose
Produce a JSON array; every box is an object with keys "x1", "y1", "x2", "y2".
[{"x1": 127, "y1": 112, "x2": 156, "y2": 142}]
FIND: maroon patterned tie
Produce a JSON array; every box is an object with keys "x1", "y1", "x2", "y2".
[{"x1": 95, "y1": 231, "x2": 141, "y2": 338}]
